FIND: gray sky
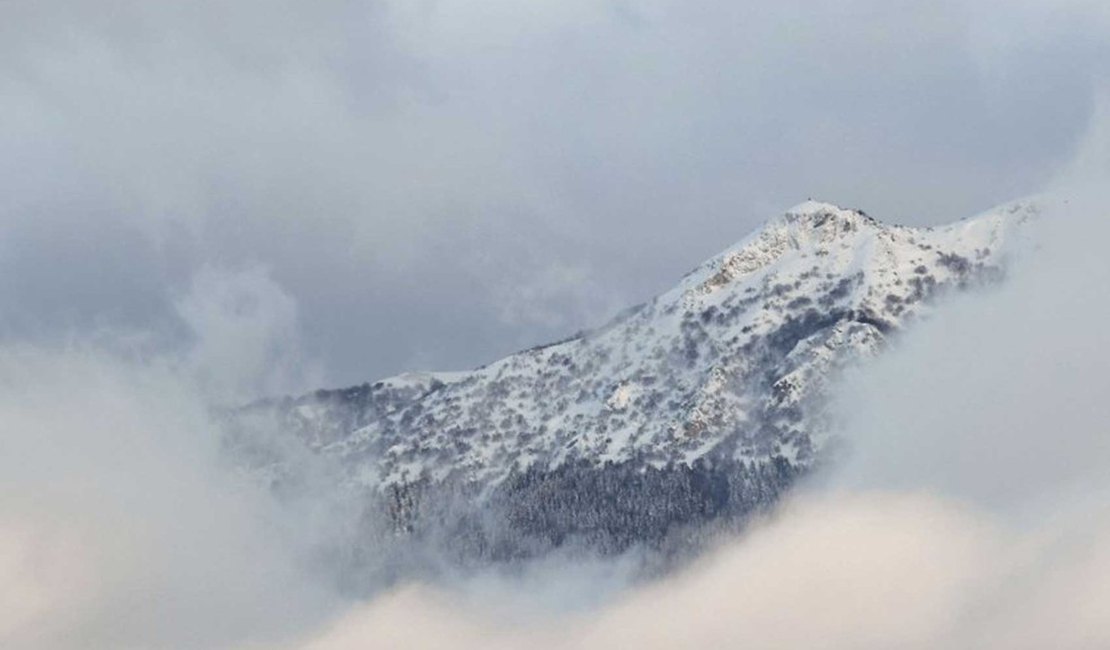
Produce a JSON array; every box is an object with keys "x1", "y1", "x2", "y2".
[{"x1": 2, "y1": 0, "x2": 1108, "y2": 392}]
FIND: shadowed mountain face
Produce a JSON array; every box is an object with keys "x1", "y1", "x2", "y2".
[{"x1": 228, "y1": 200, "x2": 1034, "y2": 579}]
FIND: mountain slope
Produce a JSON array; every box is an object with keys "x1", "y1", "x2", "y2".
[{"x1": 232, "y1": 199, "x2": 1035, "y2": 570}]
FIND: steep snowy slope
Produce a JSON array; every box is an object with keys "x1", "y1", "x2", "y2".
[
  {"x1": 254, "y1": 201, "x2": 1029, "y2": 480},
  {"x1": 231, "y1": 199, "x2": 1035, "y2": 568}
]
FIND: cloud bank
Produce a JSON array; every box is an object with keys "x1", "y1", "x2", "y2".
[{"x1": 0, "y1": 268, "x2": 345, "y2": 650}]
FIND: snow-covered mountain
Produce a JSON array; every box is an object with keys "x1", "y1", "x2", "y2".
[{"x1": 232, "y1": 199, "x2": 1035, "y2": 569}]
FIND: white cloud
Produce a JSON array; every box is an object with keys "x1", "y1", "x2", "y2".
[
  {"x1": 176, "y1": 266, "x2": 320, "y2": 401},
  {"x1": 0, "y1": 343, "x2": 335, "y2": 649}
]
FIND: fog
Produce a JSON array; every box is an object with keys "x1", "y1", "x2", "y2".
[
  {"x1": 0, "y1": 273, "x2": 345, "y2": 649},
  {"x1": 4, "y1": 1, "x2": 1110, "y2": 648}
]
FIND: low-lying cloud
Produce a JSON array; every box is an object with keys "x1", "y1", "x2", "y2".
[
  {"x1": 299, "y1": 493, "x2": 1110, "y2": 650},
  {"x1": 0, "y1": 267, "x2": 346, "y2": 649}
]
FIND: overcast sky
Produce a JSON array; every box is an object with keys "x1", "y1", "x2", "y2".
[{"x1": 2, "y1": 0, "x2": 1108, "y2": 393}]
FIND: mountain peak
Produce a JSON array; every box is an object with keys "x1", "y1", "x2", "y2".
[
  {"x1": 785, "y1": 199, "x2": 848, "y2": 217},
  {"x1": 775, "y1": 200, "x2": 875, "y2": 232},
  {"x1": 680, "y1": 201, "x2": 879, "y2": 296}
]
